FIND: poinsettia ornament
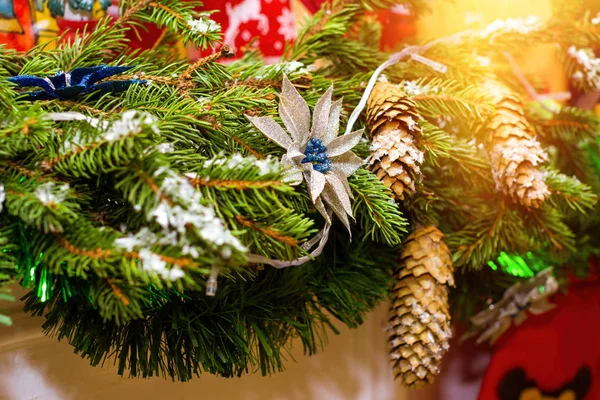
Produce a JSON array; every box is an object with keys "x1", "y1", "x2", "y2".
[{"x1": 247, "y1": 75, "x2": 363, "y2": 232}]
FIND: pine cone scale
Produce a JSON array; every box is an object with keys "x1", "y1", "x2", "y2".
[
  {"x1": 484, "y1": 82, "x2": 549, "y2": 207},
  {"x1": 367, "y1": 82, "x2": 424, "y2": 201},
  {"x1": 388, "y1": 226, "x2": 454, "y2": 388}
]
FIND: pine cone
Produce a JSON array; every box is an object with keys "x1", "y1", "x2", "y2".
[
  {"x1": 388, "y1": 226, "x2": 454, "y2": 388},
  {"x1": 367, "y1": 82, "x2": 424, "y2": 201},
  {"x1": 484, "y1": 82, "x2": 549, "y2": 208}
]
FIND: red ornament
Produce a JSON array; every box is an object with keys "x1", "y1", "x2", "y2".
[
  {"x1": 477, "y1": 276, "x2": 600, "y2": 399},
  {"x1": 55, "y1": 17, "x2": 98, "y2": 44},
  {"x1": 0, "y1": 0, "x2": 36, "y2": 51},
  {"x1": 299, "y1": 0, "x2": 325, "y2": 13},
  {"x1": 377, "y1": 5, "x2": 416, "y2": 51},
  {"x1": 106, "y1": 0, "x2": 165, "y2": 51},
  {"x1": 187, "y1": 0, "x2": 297, "y2": 61}
]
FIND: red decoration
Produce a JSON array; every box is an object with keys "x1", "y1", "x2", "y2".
[
  {"x1": 187, "y1": 0, "x2": 297, "y2": 61},
  {"x1": 477, "y1": 278, "x2": 600, "y2": 399},
  {"x1": 299, "y1": 0, "x2": 324, "y2": 13},
  {"x1": 55, "y1": 17, "x2": 98, "y2": 44},
  {"x1": 282, "y1": 0, "x2": 417, "y2": 51},
  {"x1": 0, "y1": 0, "x2": 35, "y2": 51},
  {"x1": 377, "y1": 6, "x2": 416, "y2": 51},
  {"x1": 106, "y1": 0, "x2": 165, "y2": 51}
]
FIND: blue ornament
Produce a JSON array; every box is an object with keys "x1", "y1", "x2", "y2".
[
  {"x1": 301, "y1": 138, "x2": 332, "y2": 174},
  {"x1": 7, "y1": 65, "x2": 145, "y2": 101}
]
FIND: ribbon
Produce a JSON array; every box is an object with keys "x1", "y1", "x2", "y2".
[{"x1": 246, "y1": 213, "x2": 332, "y2": 269}]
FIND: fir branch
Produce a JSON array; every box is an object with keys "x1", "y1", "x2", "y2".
[
  {"x1": 559, "y1": 45, "x2": 600, "y2": 93},
  {"x1": 402, "y1": 78, "x2": 494, "y2": 123},
  {"x1": 349, "y1": 169, "x2": 408, "y2": 246},
  {"x1": 189, "y1": 155, "x2": 314, "y2": 261},
  {"x1": 291, "y1": 2, "x2": 385, "y2": 72},
  {"x1": 45, "y1": 114, "x2": 157, "y2": 177},
  {"x1": 235, "y1": 215, "x2": 299, "y2": 248},
  {"x1": 180, "y1": 45, "x2": 235, "y2": 84},
  {"x1": 52, "y1": 231, "x2": 203, "y2": 275},
  {"x1": 3, "y1": 181, "x2": 80, "y2": 234},
  {"x1": 190, "y1": 177, "x2": 283, "y2": 190},
  {"x1": 524, "y1": 205, "x2": 577, "y2": 254},
  {"x1": 114, "y1": 0, "x2": 154, "y2": 27},
  {"x1": 530, "y1": 105, "x2": 600, "y2": 144},
  {"x1": 419, "y1": 120, "x2": 492, "y2": 183},
  {"x1": 22, "y1": 231, "x2": 394, "y2": 380},
  {"x1": 544, "y1": 169, "x2": 598, "y2": 213},
  {"x1": 122, "y1": 0, "x2": 222, "y2": 48},
  {"x1": 231, "y1": 136, "x2": 265, "y2": 159},
  {"x1": 449, "y1": 200, "x2": 529, "y2": 269}
]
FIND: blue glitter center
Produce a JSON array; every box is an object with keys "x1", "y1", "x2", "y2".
[{"x1": 301, "y1": 138, "x2": 332, "y2": 173}]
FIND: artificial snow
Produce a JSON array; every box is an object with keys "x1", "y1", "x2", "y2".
[
  {"x1": 480, "y1": 16, "x2": 542, "y2": 37},
  {"x1": 103, "y1": 110, "x2": 159, "y2": 141},
  {"x1": 35, "y1": 182, "x2": 69, "y2": 205},
  {"x1": 156, "y1": 143, "x2": 175, "y2": 153},
  {"x1": 568, "y1": 46, "x2": 600, "y2": 89},
  {"x1": 150, "y1": 168, "x2": 246, "y2": 254},
  {"x1": 188, "y1": 17, "x2": 221, "y2": 34},
  {"x1": 203, "y1": 154, "x2": 279, "y2": 176},
  {"x1": 402, "y1": 80, "x2": 439, "y2": 96}
]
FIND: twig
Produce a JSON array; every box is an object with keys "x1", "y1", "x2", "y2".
[
  {"x1": 503, "y1": 51, "x2": 554, "y2": 113},
  {"x1": 105, "y1": 278, "x2": 130, "y2": 306},
  {"x1": 235, "y1": 215, "x2": 299, "y2": 247},
  {"x1": 114, "y1": 0, "x2": 152, "y2": 28},
  {"x1": 190, "y1": 177, "x2": 282, "y2": 190},
  {"x1": 178, "y1": 45, "x2": 235, "y2": 91},
  {"x1": 151, "y1": 28, "x2": 168, "y2": 51}
]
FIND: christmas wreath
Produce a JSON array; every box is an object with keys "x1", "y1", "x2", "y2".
[{"x1": 1, "y1": 0, "x2": 600, "y2": 389}]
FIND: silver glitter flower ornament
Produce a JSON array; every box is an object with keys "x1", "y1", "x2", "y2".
[{"x1": 247, "y1": 75, "x2": 363, "y2": 232}]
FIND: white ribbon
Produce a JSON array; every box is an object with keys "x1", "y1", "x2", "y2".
[
  {"x1": 246, "y1": 213, "x2": 332, "y2": 269},
  {"x1": 344, "y1": 44, "x2": 451, "y2": 136},
  {"x1": 344, "y1": 46, "x2": 419, "y2": 136}
]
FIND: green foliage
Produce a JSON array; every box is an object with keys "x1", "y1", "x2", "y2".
[
  {"x1": 1, "y1": 0, "x2": 600, "y2": 382},
  {"x1": 544, "y1": 169, "x2": 597, "y2": 213},
  {"x1": 122, "y1": 0, "x2": 222, "y2": 48},
  {"x1": 291, "y1": 3, "x2": 385, "y2": 74},
  {"x1": 350, "y1": 169, "x2": 408, "y2": 246},
  {"x1": 23, "y1": 232, "x2": 394, "y2": 380},
  {"x1": 402, "y1": 78, "x2": 494, "y2": 126}
]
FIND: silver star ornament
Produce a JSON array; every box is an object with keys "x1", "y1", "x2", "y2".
[{"x1": 247, "y1": 75, "x2": 363, "y2": 233}]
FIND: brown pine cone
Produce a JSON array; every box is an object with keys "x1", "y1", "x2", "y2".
[
  {"x1": 388, "y1": 226, "x2": 454, "y2": 388},
  {"x1": 367, "y1": 82, "x2": 424, "y2": 201},
  {"x1": 484, "y1": 82, "x2": 549, "y2": 208}
]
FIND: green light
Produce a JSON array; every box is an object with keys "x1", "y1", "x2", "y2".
[
  {"x1": 41, "y1": 282, "x2": 47, "y2": 302},
  {"x1": 19, "y1": 176, "x2": 25, "y2": 183},
  {"x1": 538, "y1": 285, "x2": 545, "y2": 294},
  {"x1": 515, "y1": 256, "x2": 534, "y2": 278},
  {"x1": 489, "y1": 252, "x2": 548, "y2": 278}
]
